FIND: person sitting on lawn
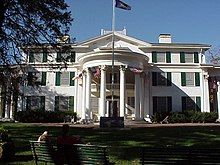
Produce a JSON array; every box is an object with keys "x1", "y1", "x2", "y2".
[
  {"x1": 56, "y1": 124, "x2": 82, "y2": 165},
  {"x1": 57, "y1": 124, "x2": 81, "y2": 146},
  {"x1": 38, "y1": 131, "x2": 50, "y2": 142}
]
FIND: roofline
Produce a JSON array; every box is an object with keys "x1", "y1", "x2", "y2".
[{"x1": 139, "y1": 43, "x2": 211, "y2": 49}]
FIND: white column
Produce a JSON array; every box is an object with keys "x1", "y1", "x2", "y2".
[
  {"x1": 217, "y1": 82, "x2": 220, "y2": 121},
  {"x1": 135, "y1": 73, "x2": 141, "y2": 120},
  {"x1": 144, "y1": 73, "x2": 151, "y2": 122},
  {"x1": 81, "y1": 71, "x2": 86, "y2": 120},
  {"x1": 85, "y1": 68, "x2": 92, "y2": 119},
  {"x1": 99, "y1": 66, "x2": 106, "y2": 117},
  {"x1": 120, "y1": 66, "x2": 126, "y2": 117},
  {"x1": 10, "y1": 94, "x2": 13, "y2": 119},
  {"x1": 140, "y1": 76, "x2": 144, "y2": 119},
  {"x1": 203, "y1": 75, "x2": 210, "y2": 112}
]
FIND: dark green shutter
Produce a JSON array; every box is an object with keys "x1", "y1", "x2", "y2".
[
  {"x1": 194, "y1": 52, "x2": 199, "y2": 63},
  {"x1": 41, "y1": 72, "x2": 46, "y2": 86},
  {"x1": 180, "y1": 52, "x2": 185, "y2": 63},
  {"x1": 29, "y1": 52, "x2": 34, "y2": 62},
  {"x1": 40, "y1": 96, "x2": 45, "y2": 110},
  {"x1": 182, "y1": 97, "x2": 186, "y2": 111},
  {"x1": 166, "y1": 52, "x2": 171, "y2": 63},
  {"x1": 42, "y1": 52, "x2": 48, "y2": 62},
  {"x1": 167, "y1": 72, "x2": 172, "y2": 86},
  {"x1": 70, "y1": 72, "x2": 75, "y2": 86},
  {"x1": 196, "y1": 97, "x2": 201, "y2": 111},
  {"x1": 152, "y1": 51, "x2": 157, "y2": 63},
  {"x1": 195, "y1": 72, "x2": 200, "y2": 86},
  {"x1": 181, "y1": 72, "x2": 186, "y2": 86},
  {"x1": 70, "y1": 52, "x2": 75, "y2": 62},
  {"x1": 57, "y1": 52, "x2": 62, "y2": 62},
  {"x1": 55, "y1": 96, "x2": 59, "y2": 111},
  {"x1": 69, "y1": 96, "x2": 74, "y2": 111},
  {"x1": 167, "y1": 97, "x2": 172, "y2": 112},
  {"x1": 153, "y1": 97, "x2": 157, "y2": 113},
  {"x1": 152, "y1": 72, "x2": 157, "y2": 86},
  {"x1": 55, "y1": 72, "x2": 61, "y2": 86}
]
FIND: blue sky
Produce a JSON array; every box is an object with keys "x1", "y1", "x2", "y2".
[{"x1": 66, "y1": 0, "x2": 220, "y2": 47}]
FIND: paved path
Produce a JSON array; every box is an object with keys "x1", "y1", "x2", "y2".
[{"x1": 27, "y1": 122, "x2": 220, "y2": 128}]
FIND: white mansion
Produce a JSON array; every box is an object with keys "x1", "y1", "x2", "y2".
[{"x1": 1, "y1": 29, "x2": 220, "y2": 122}]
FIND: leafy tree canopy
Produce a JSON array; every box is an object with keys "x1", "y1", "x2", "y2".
[{"x1": 0, "y1": 0, "x2": 73, "y2": 66}]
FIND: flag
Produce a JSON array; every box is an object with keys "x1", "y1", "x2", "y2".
[
  {"x1": 129, "y1": 67, "x2": 143, "y2": 73},
  {"x1": 90, "y1": 67, "x2": 101, "y2": 78},
  {"x1": 72, "y1": 73, "x2": 82, "y2": 80},
  {"x1": 94, "y1": 67, "x2": 100, "y2": 78},
  {"x1": 115, "y1": 0, "x2": 131, "y2": 10}
]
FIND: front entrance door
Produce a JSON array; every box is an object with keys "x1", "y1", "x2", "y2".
[{"x1": 107, "y1": 100, "x2": 119, "y2": 117}]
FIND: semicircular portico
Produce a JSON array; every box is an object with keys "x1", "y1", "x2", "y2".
[{"x1": 76, "y1": 47, "x2": 150, "y2": 121}]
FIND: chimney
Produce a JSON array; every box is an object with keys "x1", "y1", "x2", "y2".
[{"x1": 158, "y1": 34, "x2": 171, "y2": 43}]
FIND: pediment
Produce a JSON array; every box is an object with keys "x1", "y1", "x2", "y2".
[{"x1": 77, "y1": 32, "x2": 151, "y2": 49}]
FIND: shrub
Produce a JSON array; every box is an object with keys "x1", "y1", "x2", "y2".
[
  {"x1": 151, "y1": 112, "x2": 170, "y2": 123},
  {"x1": 152, "y1": 110, "x2": 218, "y2": 123},
  {"x1": 15, "y1": 110, "x2": 77, "y2": 123},
  {"x1": 168, "y1": 112, "x2": 187, "y2": 123}
]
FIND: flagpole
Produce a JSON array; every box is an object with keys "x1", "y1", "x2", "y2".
[{"x1": 111, "y1": 0, "x2": 115, "y2": 117}]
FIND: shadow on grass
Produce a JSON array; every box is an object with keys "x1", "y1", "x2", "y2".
[{"x1": 2, "y1": 123, "x2": 220, "y2": 163}]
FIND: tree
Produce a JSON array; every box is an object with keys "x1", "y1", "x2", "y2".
[
  {"x1": 0, "y1": 0, "x2": 72, "y2": 67},
  {"x1": 207, "y1": 46, "x2": 220, "y2": 64},
  {"x1": 0, "y1": 0, "x2": 73, "y2": 119}
]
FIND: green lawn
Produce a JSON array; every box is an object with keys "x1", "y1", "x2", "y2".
[{"x1": 1, "y1": 123, "x2": 220, "y2": 164}]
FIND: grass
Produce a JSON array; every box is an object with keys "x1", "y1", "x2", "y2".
[{"x1": 1, "y1": 123, "x2": 220, "y2": 164}]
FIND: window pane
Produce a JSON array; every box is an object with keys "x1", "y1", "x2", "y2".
[
  {"x1": 185, "y1": 53, "x2": 194, "y2": 63},
  {"x1": 157, "y1": 53, "x2": 166, "y2": 63},
  {"x1": 27, "y1": 96, "x2": 43, "y2": 110},
  {"x1": 186, "y1": 73, "x2": 194, "y2": 86},
  {"x1": 61, "y1": 72, "x2": 69, "y2": 86},
  {"x1": 157, "y1": 72, "x2": 167, "y2": 86},
  {"x1": 186, "y1": 97, "x2": 195, "y2": 110},
  {"x1": 59, "y1": 96, "x2": 68, "y2": 111},
  {"x1": 35, "y1": 53, "x2": 42, "y2": 63},
  {"x1": 157, "y1": 97, "x2": 167, "y2": 112}
]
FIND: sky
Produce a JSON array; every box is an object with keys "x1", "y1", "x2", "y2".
[{"x1": 66, "y1": 0, "x2": 220, "y2": 47}]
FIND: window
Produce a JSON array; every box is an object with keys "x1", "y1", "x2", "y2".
[
  {"x1": 28, "y1": 52, "x2": 48, "y2": 63},
  {"x1": 127, "y1": 97, "x2": 135, "y2": 108},
  {"x1": 180, "y1": 52, "x2": 199, "y2": 63},
  {"x1": 56, "y1": 52, "x2": 75, "y2": 62},
  {"x1": 55, "y1": 96, "x2": 74, "y2": 111},
  {"x1": 182, "y1": 96, "x2": 201, "y2": 111},
  {"x1": 152, "y1": 51, "x2": 171, "y2": 63},
  {"x1": 152, "y1": 72, "x2": 172, "y2": 86},
  {"x1": 27, "y1": 72, "x2": 46, "y2": 86},
  {"x1": 153, "y1": 96, "x2": 172, "y2": 113},
  {"x1": 26, "y1": 96, "x2": 45, "y2": 110},
  {"x1": 55, "y1": 72, "x2": 75, "y2": 86},
  {"x1": 181, "y1": 72, "x2": 200, "y2": 86},
  {"x1": 109, "y1": 73, "x2": 118, "y2": 83}
]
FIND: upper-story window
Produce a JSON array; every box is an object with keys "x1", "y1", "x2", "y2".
[
  {"x1": 28, "y1": 52, "x2": 48, "y2": 63},
  {"x1": 27, "y1": 72, "x2": 47, "y2": 86},
  {"x1": 152, "y1": 72, "x2": 172, "y2": 86},
  {"x1": 180, "y1": 52, "x2": 199, "y2": 63},
  {"x1": 152, "y1": 51, "x2": 171, "y2": 63},
  {"x1": 55, "y1": 72, "x2": 75, "y2": 86},
  {"x1": 181, "y1": 72, "x2": 200, "y2": 86},
  {"x1": 56, "y1": 51, "x2": 75, "y2": 62}
]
